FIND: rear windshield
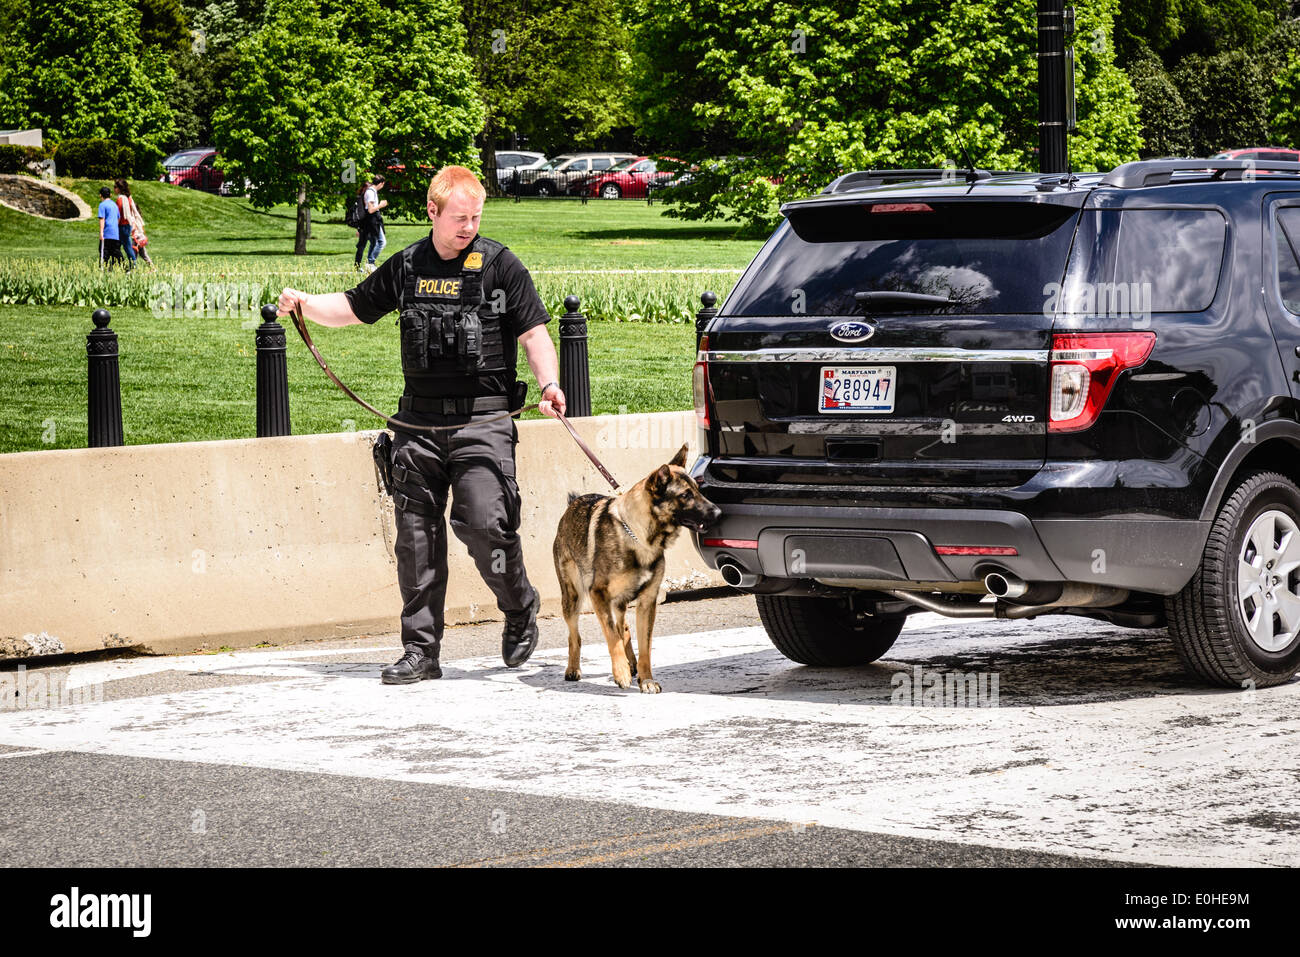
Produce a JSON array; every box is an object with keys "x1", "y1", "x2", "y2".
[
  {"x1": 723, "y1": 201, "x2": 1081, "y2": 316},
  {"x1": 165, "y1": 150, "x2": 208, "y2": 166}
]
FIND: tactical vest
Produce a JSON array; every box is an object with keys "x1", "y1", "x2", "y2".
[{"x1": 398, "y1": 237, "x2": 510, "y2": 391}]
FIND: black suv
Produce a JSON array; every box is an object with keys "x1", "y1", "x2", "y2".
[{"x1": 691, "y1": 159, "x2": 1300, "y2": 688}]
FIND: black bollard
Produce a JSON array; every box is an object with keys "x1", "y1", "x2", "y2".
[
  {"x1": 255, "y1": 303, "x2": 292, "y2": 437},
  {"x1": 695, "y1": 290, "x2": 719, "y2": 347},
  {"x1": 87, "y1": 308, "x2": 124, "y2": 447},
  {"x1": 559, "y1": 295, "x2": 591, "y2": 418}
]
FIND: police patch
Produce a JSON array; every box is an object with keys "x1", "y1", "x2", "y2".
[
  {"x1": 464, "y1": 252, "x2": 483, "y2": 270},
  {"x1": 415, "y1": 277, "x2": 462, "y2": 298}
]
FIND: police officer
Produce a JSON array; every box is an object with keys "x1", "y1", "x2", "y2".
[{"x1": 277, "y1": 165, "x2": 566, "y2": 684}]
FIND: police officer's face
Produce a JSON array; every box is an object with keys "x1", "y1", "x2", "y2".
[{"x1": 428, "y1": 189, "x2": 484, "y2": 258}]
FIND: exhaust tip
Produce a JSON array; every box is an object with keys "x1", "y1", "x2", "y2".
[
  {"x1": 719, "y1": 562, "x2": 758, "y2": 589},
  {"x1": 983, "y1": 571, "x2": 1028, "y2": 599}
]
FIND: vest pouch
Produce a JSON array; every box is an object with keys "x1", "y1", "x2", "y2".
[
  {"x1": 440, "y1": 313, "x2": 458, "y2": 358},
  {"x1": 399, "y1": 309, "x2": 431, "y2": 370},
  {"x1": 458, "y1": 313, "x2": 483, "y2": 371}
]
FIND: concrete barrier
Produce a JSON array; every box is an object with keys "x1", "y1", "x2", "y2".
[{"x1": 0, "y1": 411, "x2": 719, "y2": 659}]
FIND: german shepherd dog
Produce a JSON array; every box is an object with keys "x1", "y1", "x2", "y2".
[{"x1": 553, "y1": 444, "x2": 721, "y2": 693}]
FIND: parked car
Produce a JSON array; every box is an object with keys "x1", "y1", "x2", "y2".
[
  {"x1": 692, "y1": 159, "x2": 1300, "y2": 688},
  {"x1": 521, "y1": 152, "x2": 636, "y2": 196},
  {"x1": 1211, "y1": 146, "x2": 1300, "y2": 162},
  {"x1": 586, "y1": 156, "x2": 688, "y2": 199},
  {"x1": 493, "y1": 150, "x2": 546, "y2": 185},
  {"x1": 160, "y1": 147, "x2": 224, "y2": 193}
]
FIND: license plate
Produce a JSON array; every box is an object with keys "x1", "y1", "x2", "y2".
[{"x1": 819, "y1": 366, "x2": 896, "y2": 413}]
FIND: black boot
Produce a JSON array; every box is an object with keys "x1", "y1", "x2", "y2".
[
  {"x1": 501, "y1": 588, "x2": 540, "y2": 667},
  {"x1": 381, "y1": 648, "x2": 442, "y2": 685}
]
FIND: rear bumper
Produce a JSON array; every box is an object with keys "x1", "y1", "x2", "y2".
[{"x1": 695, "y1": 503, "x2": 1209, "y2": 596}]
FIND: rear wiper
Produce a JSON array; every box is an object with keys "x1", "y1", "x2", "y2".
[{"x1": 854, "y1": 291, "x2": 956, "y2": 312}]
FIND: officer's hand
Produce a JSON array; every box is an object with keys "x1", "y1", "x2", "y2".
[
  {"x1": 539, "y1": 384, "x2": 566, "y2": 419},
  {"x1": 276, "y1": 288, "x2": 309, "y2": 318}
]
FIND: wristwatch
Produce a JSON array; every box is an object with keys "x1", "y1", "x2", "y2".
[{"x1": 541, "y1": 380, "x2": 561, "y2": 398}]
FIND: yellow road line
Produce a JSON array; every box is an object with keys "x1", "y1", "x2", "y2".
[
  {"x1": 542, "y1": 821, "x2": 800, "y2": 868},
  {"x1": 451, "y1": 818, "x2": 781, "y2": 868}
]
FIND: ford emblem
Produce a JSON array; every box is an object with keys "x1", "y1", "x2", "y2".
[{"x1": 830, "y1": 321, "x2": 874, "y2": 343}]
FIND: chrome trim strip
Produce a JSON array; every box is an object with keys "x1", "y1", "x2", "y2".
[{"x1": 703, "y1": 348, "x2": 1048, "y2": 363}]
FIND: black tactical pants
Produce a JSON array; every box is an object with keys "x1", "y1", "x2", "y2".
[{"x1": 387, "y1": 411, "x2": 533, "y2": 661}]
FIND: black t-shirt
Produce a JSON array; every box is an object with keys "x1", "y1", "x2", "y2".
[{"x1": 344, "y1": 232, "x2": 550, "y2": 398}]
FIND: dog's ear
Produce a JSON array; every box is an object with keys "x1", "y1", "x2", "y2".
[
  {"x1": 649, "y1": 464, "x2": 672, "y2": 491},
  {"x1": 669, "y1": 443, "x2": 688, "y2": 469}
]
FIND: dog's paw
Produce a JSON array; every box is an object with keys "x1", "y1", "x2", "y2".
[
  {"x1": 638, "y1": 678, "x2": 662, "y2": 694},
  {"x1": 612, "y1": 669, "x2": 633, "y2": 689},
  {"x1": 564, "y1": 669, "x2": 581, "y2": 682}
]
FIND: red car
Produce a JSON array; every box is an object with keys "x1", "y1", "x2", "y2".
[
  {"x1": 160, "y1": 147, "x2": 225, "y2": 193},
  {"x1": 585, "y1": 156, "x2": 686, "y2": 200},
  {"x1": 1210, "y1": 146, "x2": 1300, "y2": 162}
]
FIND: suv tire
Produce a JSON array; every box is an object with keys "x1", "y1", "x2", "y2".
[
  {"x1": 755, "y1": 593, "x2": 904, "y2": 666},
  {"x1": 1166, "y1": 470, "x2": 1300, "y2": 688}
]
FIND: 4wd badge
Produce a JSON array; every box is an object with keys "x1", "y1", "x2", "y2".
[{"x1": 830, "y1": 321, "x2": 875, "y2": 343}]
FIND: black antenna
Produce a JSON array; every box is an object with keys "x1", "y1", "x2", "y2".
[{"x1": 951, "y1": 126, "x2": 977, "y2": 184}]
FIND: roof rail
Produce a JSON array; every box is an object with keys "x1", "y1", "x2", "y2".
[
  {"x1": 823, "y1": 168, "x2": 995, "y2": 193},
  {"x1": 1101, "y1": 158, "x2": 1300, "y2": 188}
]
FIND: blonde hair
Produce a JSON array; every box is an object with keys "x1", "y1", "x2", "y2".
[{"x1": 427, "y1": 165, "x2": 486, "y2": 214}]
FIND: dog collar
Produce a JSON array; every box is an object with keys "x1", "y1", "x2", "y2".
[{"x1": 609, "y1": 501, "x2": 641, "y2": 545}]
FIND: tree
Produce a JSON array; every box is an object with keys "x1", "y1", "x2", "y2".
[
  {"x1": 1173, "y1": 49, "x2": 1274, "y2": 154},
  {"x1": 461, "y1": 0, "x2": 633, "y2": 188},
  {"x1": 212, "y1": 0, "x2": 376, "y2": 253},
  {"x1": 139, "y1": 0, "x2": 190, "y2": 52},
  {"x1": 333, "y1": 0, "x2": 484, "y2": 219},
  {"x1": 1270, "y1": 52, "x2": 1300, "y2": 149},
  {"x1": 631, "y1": 0, "x2": 1142, "y2": 234},
  {"x1": 0, "y1": 0, "x2": 175, "y2": 175},
  {"x1": 1126, "y1": 51, "x2": 1193, "y2": 156},
  {"x1": 1115, "y1": 3, "x2": 1295, "y2": 157},
  {"x1": 167, "y1": 1, "x2": 264, "y2": 150},
  {"x1": 1114, "y1": 0, "x2": 1289, "y2": 66}
]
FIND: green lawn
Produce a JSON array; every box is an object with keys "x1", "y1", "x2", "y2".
[
  {"x1": 0, "y1": 304, "x2": 698, "y2": 454},
  {"x1": 0, "y1": 180, "x2": 752, "y2": 453},
  {"x1": 2, "y1": 179, "x2": 761, "y2": 270}
]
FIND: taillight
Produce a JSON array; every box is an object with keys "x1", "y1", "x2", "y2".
[
  {"x1": 693, "y1": 334, "x2": 712, "y2": 429},
  {"x1": 1048, "y1": 332, "x2": 1155, "y2": 432}
]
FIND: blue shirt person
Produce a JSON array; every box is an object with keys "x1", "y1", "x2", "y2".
[
  {"x1": 97, "y1": 186, "x2": 124, "y2": 267},
  {"x1": 97, "y1": 194, "x2": 120, "y2": 241}
]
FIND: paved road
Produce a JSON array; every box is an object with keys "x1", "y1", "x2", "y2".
[{"x1": 1, "y1": 595, "x2": 1295, "y2": 867}]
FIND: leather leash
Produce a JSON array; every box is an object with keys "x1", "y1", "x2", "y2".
[
  {"x1": 287, "y1": 302, "x2": 621, "y2": 489},
  {"x1": 552, "y1": 411, "x2": 620, "y2": 491}
]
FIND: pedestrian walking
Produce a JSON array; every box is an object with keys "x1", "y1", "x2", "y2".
[
  {"x1": 279, "y1": 165, "x2": 566, "y2": 684},
  {"x1": 96, "y1": 186, "x2": 124, "y2": 268},
  {"x1": 355, "y1": 173, "x2": 387, "y2": 273},
  {"x1": 113, "y1": 179, "x2": 140, "y2": 270}
]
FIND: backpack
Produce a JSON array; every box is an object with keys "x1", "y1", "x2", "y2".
[{"x1": 345, "y1": 195, "x2": 366, "y2": 229}]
